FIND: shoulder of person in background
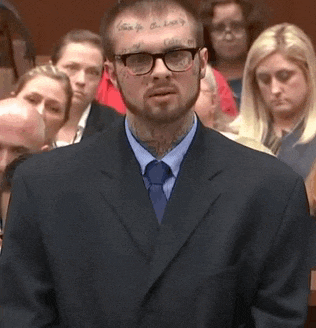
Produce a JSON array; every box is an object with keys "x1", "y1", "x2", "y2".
[
  {"x1": 212, "y1": 68, "x2": 238, "y2": 117},
  {"x1": 96, "y1": 71, "x2": 126, "y2": 115},
  {"x1": 1, "y1": 153, "x2": 34, "y2": 191}
]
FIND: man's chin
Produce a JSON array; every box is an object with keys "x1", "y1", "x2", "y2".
[{"x1": 71, "y1": 98, "x2": 91, "y2": 110}]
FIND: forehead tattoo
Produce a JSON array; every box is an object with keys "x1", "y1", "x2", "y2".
[{"x1": 115, "y1": 15, "x2": 188, "y2": 34}]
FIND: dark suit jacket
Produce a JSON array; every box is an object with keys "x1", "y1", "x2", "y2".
[
  {"x1": 81, "y1": 101, "x2": 122, "y2": 140},
  {"x1": 0, "y1": 118, "x2": 314, "y2": 327}
]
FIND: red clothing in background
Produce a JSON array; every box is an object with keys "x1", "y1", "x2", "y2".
[
  {"x1": 96, "y1": 71, "x2": 126, "y2": 114},
  {"x1": 212, "y1": 68, "x2": 238, "y2": 117}
]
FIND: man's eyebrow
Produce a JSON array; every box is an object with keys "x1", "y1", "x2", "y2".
[
  {"x1": 23, "y1": 92, "x2": 40, "y2": 97},
  {"x1": 63, "y1": 61, "x2": 79, "y2": 65}
]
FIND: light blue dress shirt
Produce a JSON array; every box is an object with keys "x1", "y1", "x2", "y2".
[{"x1": 125, "y1": 116, "x2": 198, "y2": 199}]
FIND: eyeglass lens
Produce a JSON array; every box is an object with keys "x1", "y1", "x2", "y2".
[
  {"x1": 125, "y1": 49, "x2": 196, "y2": 75},
  {"x1": 211, "y1": 21, "x2": 246, "y2": 39}
]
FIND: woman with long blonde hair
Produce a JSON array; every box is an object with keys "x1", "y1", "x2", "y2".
[{"x1": 236, "y1": 23, "x2": 316, "y2": 179}]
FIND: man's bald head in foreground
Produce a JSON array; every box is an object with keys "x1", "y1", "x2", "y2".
[{"x1": 0, "y1": 98, "x2": 46, "y2": 182}]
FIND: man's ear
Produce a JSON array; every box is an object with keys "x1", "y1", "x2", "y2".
[
  {"x1": 199, "y1": 47, "x2": 208, "y2": 80},
  {"x1": 106, "y1": 61, "x2": 119, "y2": 89}
]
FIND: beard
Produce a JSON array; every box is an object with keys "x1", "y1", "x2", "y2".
[{"x1": 116, "y1": 76, "x2": 201, "y2": 125}]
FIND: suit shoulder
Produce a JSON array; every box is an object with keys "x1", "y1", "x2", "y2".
[
  {"x1": 91, "y1": 101, "x2": 122, "y2": 120},
  {"x1": 206, "y1": 128, "x2": 301, "y2": 181},
  {"x1": 14, "y1": 132, "x2": 107, "y2": 179}
]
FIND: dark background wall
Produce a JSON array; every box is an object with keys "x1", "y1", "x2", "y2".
[{"x1": 10, "y1": 0, "x2": 316, "y2": 55}]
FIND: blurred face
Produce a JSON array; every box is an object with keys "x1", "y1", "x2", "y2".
[
  {"x1": 0, "y1": 119, "x2": 42, "y2": 183},
  {"x1": 108, "y1": 8, "x2": 207, "y2": 125},
  {"x1": 255, "y1": 52, "x2": 309, "y2": 121},
  {"x1": 194, "y1": 78, "x2": 219, "y2": 127},
  {"x1": 55, "y1": 42, "x2": 103, "y2": 110},
  {"x1": 16, "y1": 76, "x2": 68, "y2": 143},
  {"x1": 210, "y1": 3, "x2": 248, "y2": 62}
]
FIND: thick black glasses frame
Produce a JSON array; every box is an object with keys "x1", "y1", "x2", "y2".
[{"x1": 114, "y1": 47, "x2": 201, "y2": 75}]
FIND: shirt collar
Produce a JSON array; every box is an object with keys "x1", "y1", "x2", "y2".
[
  {"x1": 125, "y1": 115, "x2": 197, "y2": 177},
  {"x1": 77, "y1": 103, "x2": 92, "y2": 133},
  {"x1": 53, "y1": 103, "x2": 92, "y2": 148}
]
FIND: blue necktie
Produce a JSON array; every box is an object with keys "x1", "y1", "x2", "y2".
[{"x1": 145, "y1": 160, "x2": 172, "y2": 223}]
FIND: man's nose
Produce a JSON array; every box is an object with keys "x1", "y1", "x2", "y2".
[
  {"x1": 75, "y1": 70, "x2": 86, "y2": 85},
  {"x1": 36, "y1": 102, "x2": 45, "y2": 115},
  {"x1": 223, "y1": 29, "x2": 234, "y2": 41},
  {"x1": 151, "y1": 58, "x2": 172, "y2": 78}
]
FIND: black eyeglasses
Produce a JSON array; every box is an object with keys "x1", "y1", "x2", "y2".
[
  {"x1": 114, "y1": 48, "x2": 201, "y2": 76},
  {"x1": 210, "y1": 21, "x2": 246, "y2": 40}
]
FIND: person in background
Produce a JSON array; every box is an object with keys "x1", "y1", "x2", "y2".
[
  {"x1": 13, "y1": 65, "x2": 72, "y2": 147},
  {"x1": 235, "y1": 23, "x2": 316, "y2": 180},
  {"x1": 196, "y1": 65, "x2": 273, "y2": 154},
  {"x1": 96, "y1": 65, "x2": 126, "y2": 114},
  {"x1": 0, "y1": 98, "x2": 46, "y2": 247},
  {"x1": 0, "y1": 0, "x2": 313, "y2": 326},
  {"x1": 195, "y1": 64, "x2": 235, "y2": 132},
  {"x1": 0, "y1": 2, "x2": 36, "y2": 99},
  {"x1": 50, "y1": 29, "x2": 120, "y2": 147},
  {"x1": 199, "y1": 0, "x2": 268, "y2": 108}
]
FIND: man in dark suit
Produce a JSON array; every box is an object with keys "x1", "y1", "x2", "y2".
[
  {"x1": 0, "y1": 0, "x2": 314, "y2": 326},
  {"x1": 50, "y1": 29, "x2": 120, "y2": 147}
]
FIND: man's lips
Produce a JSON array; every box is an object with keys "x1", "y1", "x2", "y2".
[
  {"x1": 147, "y1": 88, "x2": 177, "y2": 98},
  {"x1": 74, "y1": 91, "x2": 85, "y2": 97}
]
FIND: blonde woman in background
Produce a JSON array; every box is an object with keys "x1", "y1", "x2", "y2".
[
  {"x1": 13, "y1": 65, "x2": 73, "y2": 146},
  {"x1": 235, "y1": 23, "x2": 316, "y2": 179},
  {"x1": 197, "y1": 65, "x2": 273, "y2": 154}
]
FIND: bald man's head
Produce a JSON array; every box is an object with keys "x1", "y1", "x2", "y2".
[{"x1": 0, "y1": 98, "x2": 46, "y2": 183}]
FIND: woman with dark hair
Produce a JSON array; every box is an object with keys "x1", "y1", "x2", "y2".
[
  {"x1": 199, "y1": 0, "x2": 269, "y2": 108},
  {"x1": 0, "y1": 2, "x2": 36, "y2": 98}
]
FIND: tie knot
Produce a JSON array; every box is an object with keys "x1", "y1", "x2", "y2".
[{"x1": 145, "y1": 160, "x2": 171, "y2": 185}]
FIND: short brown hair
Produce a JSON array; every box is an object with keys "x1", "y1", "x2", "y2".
[
  {"x1": 14, "y1": 65, "x2": 73, "y2": 124},
  {"x1": 51, "y1": 29, "x2": 105, "y2": 64},
  {"x1": 100, "y1": 0, "x2": 204, "y2": 60}
]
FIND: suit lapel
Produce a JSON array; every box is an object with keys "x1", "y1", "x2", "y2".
[
  {"x1": 145, "y1": 126, "x2": 230, "y2": 291},
  {"x1": 88, "y1": 120, "x2": 159, "y2": 260},
  {"x1": 82, "y1": 102, "x2": 99, "y2": 139}
]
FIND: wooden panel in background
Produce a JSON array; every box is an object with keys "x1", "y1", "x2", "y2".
[{"x1": 8, "y1": 0, "x2": 316, "y2": 55}]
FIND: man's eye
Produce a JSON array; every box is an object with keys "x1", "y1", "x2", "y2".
[
  {"x1": 87, "y1": 69, "x2": 101, "y2": 76},
  {"x1": 25, "y1": 96, "x2": 38, "y2": 104},
  {"x1": 211, "y1": 23, "x2": 225, "y2": 33},
  {"x1": 47, "y1": 106, "x2": 61, "y2": 113},
  {"x1": 65, "y1": 65, "x2": 78, "y2": 72},
  {"x1": 230, "y1": 21, "x2": 245, "y2": 32}
]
